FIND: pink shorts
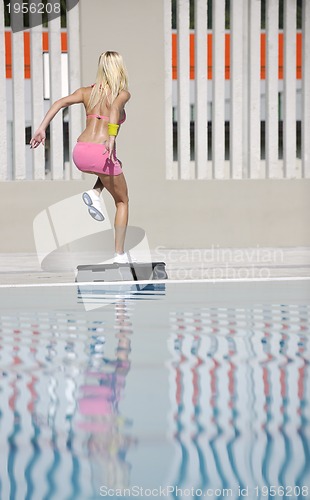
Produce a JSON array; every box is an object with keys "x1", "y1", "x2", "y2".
[{"x1": 72, "y1": 141, "x2": 123, "y2": 176}]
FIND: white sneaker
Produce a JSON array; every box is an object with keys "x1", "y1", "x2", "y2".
[
  {"x1": 114, "y1": 252, "x2": 137, "y2": 264},
  {"x1": 82, "y1": 190, "x2": 105, "y2": 221}
]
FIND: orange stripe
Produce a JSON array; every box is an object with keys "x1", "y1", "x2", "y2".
[
  {"x1": 279, "y1": 33, "x2": 283, "y2": 80},
  {"x1": 171, "y1": 32, "x2": 302, "y2": 80},
  {"x1": 24, "y1": 32, "x2": 30, "y2": 78},
  {"x1": 296, "y1": 32, "x2": 302, "y2": 79},
  {"x1": 5, "y1": 31, "x2": 12, "y2": 78},
  {"x1": 172, "y1": 31, "x2": 177, "y2": 79},
  {"x1": 225, "y1": 33, "x2": 230, "y2": 80},
  {"x1": 208, "y1": 33, "x2": 212, "y2": 79},
  {"x1": 5, "y1": 30, "x2": 302, "y2": 80},
  {"x1": 5, "y1": 30, "x2": 67, "y2": 79},
  {"x1": 61, "y1": 31, "x2": 67, "y2": 51},
  {"x1": 190, "y1": 33, "x2": 195, "y2": 79},
  {"x1": 43, "y1": 32, "x2": 48, "y2": 51},
  {"x1": 261, "y1": 33, "x2": 266, "y2": 79}
]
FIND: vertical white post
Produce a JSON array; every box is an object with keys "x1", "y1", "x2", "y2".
[
  {"x1": 48, "y1": 14, "x2": 63, "y2": 179},
  {"x1": 30, "y1": 5, "x2": 45, "y2": 180},
  {"x1": 248, "y1": 0, "x2": 261, "y2": 178},
  {"x1": 0, "y1": 2, "x2": 8, "y2": 180},
  {"x1": 67, "y1": 3, "x2": 83, "y2": 180},
  {"x1": 212, "y1": 0, "x2": 225, "y2": 178},
  {"x1": 283, "y1": 0, "x2": 296, "y2": 178},
  {"x1": 12, "y1": 28, "x2": 26, "y2": 179},
  {"x1": 230, "y1": 0, "x2": 243, "y2": 179},
  {"x1": 242, "y1": 0, "x2": 249, "y2": 178},
  {"x1": 266, "y1": 0, "x2": 280, "y2": 178},
  {"x1": 194, "y1": 0, "x2": 208, "y2": 179},
  {"x1": 164, "y1": 0, "x2": 174, "y2": 179},
  {"x1": 302, "y1": 0, "x2": 310, "y2": 178},
  {"x1": 177, "y1": 0, "x2": 190, "y2": 179}
]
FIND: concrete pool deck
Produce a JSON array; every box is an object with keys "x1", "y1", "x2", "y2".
[{"x1": 0, "y1": 246, "x2": 309, "y2": 285}]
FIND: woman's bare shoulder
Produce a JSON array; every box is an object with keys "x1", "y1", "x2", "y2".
[
  {"x1": 117, "y1": 90, "x2": 131, "y2": 103},
  {"x1": 80, "y1": 85, "x2": 92, "y2": 104}
]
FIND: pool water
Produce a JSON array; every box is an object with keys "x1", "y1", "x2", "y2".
[{"x1": 0, "y1": 280, "x2": 309, "y2": 500}]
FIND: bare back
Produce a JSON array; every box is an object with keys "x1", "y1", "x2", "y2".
[{"x1": 77, "y1": 86, "x2": 126, "y2": 144}]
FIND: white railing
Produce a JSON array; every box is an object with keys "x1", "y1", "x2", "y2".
[
  {"x1": 30, "y1": 12, "x2": 45, "y2": 180},
  {"x1": 0, "y1": 1, "x2": 83, "y2": 181},
  {"x1": 302, "y1": 0, "x2": 310, "y2": 173},
  {"x1": 165, "y1": 0, "x2": 310, "y2": 180},
  {"x1": 0, "y1": 3, "x2": 8, "y2": 181}
]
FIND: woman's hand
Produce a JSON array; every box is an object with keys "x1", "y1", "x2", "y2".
[
  {"x1": 30, "y1": 129, "x2": 46, "y2": 149},
  {"x1": 107, "y1": 136, "x2": 116, "y2": 160}
]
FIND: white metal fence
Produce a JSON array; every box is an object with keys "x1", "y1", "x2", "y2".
[
  {"x1": 0, "y1": 1, "x2": 83, "y2": 181},
  {"x1": 165, "y1": 0, "x2": 310, "y2": 180},
  {"x1": 1, "y1": 1, "x2": 309, "y2": 182}
]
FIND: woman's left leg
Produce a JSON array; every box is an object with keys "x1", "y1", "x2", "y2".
[{"x1": 97, "y1": 172, "x2": 129, "y2": 254}]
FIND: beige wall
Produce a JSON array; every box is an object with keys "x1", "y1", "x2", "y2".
[
  {"x1": 0, "y1": 178, "x2": 309, "y2": 252},
  {"x1": 0, "y1": 0, "x2": 309, "y2": 253}
]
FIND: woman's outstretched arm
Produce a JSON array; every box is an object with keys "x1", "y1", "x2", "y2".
[
  {"x1": 30, "y1": 88, "x2": 84, "y2": 148},
  {"x1": 107, "y1": 90, "x2": 131, "y2": 159}
]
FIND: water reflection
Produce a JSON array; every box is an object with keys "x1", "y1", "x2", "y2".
[
  {"x1": 0, "y1": 295, "x2": 309, "y2": 500},
  {"x1": 77, "y1": 282, "x2": 166, "y2": 311},
  {"x1": 0, "y1": 298, "x2": 137, "y2": 500},
  {"x1": 76, "y1": 301, "x2": 136, "y2": 492},
  {"x1": 167, "y1": 304, "x2": 310, "y2": 497}
]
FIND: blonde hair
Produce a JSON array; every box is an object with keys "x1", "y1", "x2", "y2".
[{"x1": 87, "y1": 51, "x2": 129, "y2": 112}]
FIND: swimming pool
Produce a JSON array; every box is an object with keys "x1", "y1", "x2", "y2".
[{"x1": 0, "y1": 280, "x2": 309, "y2": 500}]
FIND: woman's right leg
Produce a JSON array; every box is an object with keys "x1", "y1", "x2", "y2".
[
  {"x1": 97, "y1": 173, "x2": 129, "y2": 254},
  {"x1": 92, "y1": 176, "x2": 104, "y2": 195},
  {"x1": 82, "y1": 174, "x2": 105, "y2": 221}
]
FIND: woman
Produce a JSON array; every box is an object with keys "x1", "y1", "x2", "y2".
[{"x1": 30, "y1": 51, "x2": 132, "y2": 264}]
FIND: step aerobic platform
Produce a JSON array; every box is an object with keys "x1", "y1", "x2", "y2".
[{"x1": 75, "y1": 262, "x2": 168, "y2": 282}]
